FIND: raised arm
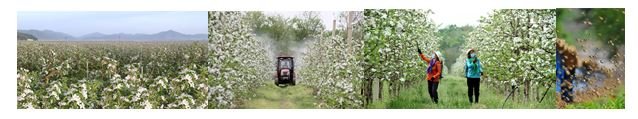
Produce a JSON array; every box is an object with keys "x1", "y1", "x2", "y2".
[{"x1": 417, "y1": 48, "x2": 431, "y2": 63}]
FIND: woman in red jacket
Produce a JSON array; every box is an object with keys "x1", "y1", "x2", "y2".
[{"x1": 417, "y1": 48, "x2": 443, "y2": 104}]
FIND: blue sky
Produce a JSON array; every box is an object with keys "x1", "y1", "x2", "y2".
[{"x1": 17, "y1": 11, "x2": 207, "y2": 36}]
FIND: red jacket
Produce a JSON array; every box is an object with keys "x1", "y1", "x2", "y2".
[{"x1": 419, "y1": 53, "x2": 442, "y2": 82}]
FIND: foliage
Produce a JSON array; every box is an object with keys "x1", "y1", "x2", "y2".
[
  {"x1": 244, "y1": 11, "x2": 324, "y2": 53},
  {"x1": 557, "y1": 8, "x2": 624, "y2": 55},
  {"x1": 464, "y1": 9, "x2": 556, "y2": 101},
  {"x1": 364, "y1": 9, "x2": 440, "y2": 82},
  {"x1": 437, "y1": 25, "x2": 474, "y2": 69},
  {"x1": 208, "y1": 11, "x2": 275, "y2": 108},
  {"x1": 299, "y1": 11, "x2": 365, "y2": 108},
  {"x1": 17, "y1": 41, "x2": 208, "y2": 109}
]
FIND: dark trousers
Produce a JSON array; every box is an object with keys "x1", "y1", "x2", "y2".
[
  {"x1": 427, "y1": 80, "x2": 439, "y2": 103},
  {"x1": 467, "y1": 78, "x2": 480, "y2": 103},
  {"x1": 560, "y1": 79, "x2": 574, "y2": 103}
]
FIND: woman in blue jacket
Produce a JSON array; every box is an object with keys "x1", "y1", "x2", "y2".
[{"x1": 465, "y1": 49, "x2": 483, "y2": 103}]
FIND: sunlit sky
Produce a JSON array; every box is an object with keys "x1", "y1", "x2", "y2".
[
  {"x1": 264, "y1": 11, "x2": 343, "y2": 30},
  {"x1": 17, "y1": 11, "x2": 207, "y2": 36},
  {"x1": 429, "y1": 8, "x2": 494, "y2": 29},
  {"x1": 16, "y1": 10, "x2": 495, "y2": 36}
]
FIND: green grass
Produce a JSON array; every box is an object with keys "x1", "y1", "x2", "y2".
[
  {"x1": 566, "y1": 85, "x2": 625, "y2": 109},
  {"x1": 369, "y1": 76, "x2": 556, "y2": 109},
  {"x1": 239, "y1": 83, "x2": 318, "y2": 109}
]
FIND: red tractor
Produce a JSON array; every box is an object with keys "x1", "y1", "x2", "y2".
[{"x1": 275, "y1": 57, "x2": 295, "y2": 86}]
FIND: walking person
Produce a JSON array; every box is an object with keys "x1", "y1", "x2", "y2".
[
  {"x1": 465, "y1": 49, "x2": 483, "y2": 103},
  {"x1": 417, "y1": 48, "x2": 443, "y2": 104}
]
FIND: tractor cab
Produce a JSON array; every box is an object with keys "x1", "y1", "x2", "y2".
[{"x1": 275, "y1": 57, "x2": 295, "y2": 87}]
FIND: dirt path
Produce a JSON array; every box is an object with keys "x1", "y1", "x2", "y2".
[{"x1": 241, "y1": 83, "x2": 319, "y2": 109}]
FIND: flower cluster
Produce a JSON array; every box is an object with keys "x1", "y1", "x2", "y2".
[
  {"x1": 463, "y1": 9, "x2": 556, "y2": 99},
  {"x1": 208, "y1": 11, "x2": 274, "y2": 108},
  {"x1": 17, "y1": 41, "x2": 208, "y2": 109}
]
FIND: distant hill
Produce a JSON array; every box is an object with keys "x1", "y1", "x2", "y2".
[
  {"x1": 80, "y1": 32, "x2": 108, "y2": 39},
  {"x1": 17, "y1": 29, "x2": 206, "y2": 41},
  {"x1": 17, "y1": 32, "x2": 38, "y2": 41},
  {"x1": 18, "y1": 29, "x2": 75, "y2": 40},
  {"x1": 79, "y1": 30, "x2": 206, "y2": 41}
]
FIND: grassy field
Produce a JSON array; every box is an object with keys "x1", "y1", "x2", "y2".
[
  {"x1": 565, "y1": 85, "x2": 625, "y2": 109},
  {"x1": 239, "y1": 82, "x2": 319, "y2": 109},
  {"x1": 369, "y1": 76, "x2": 556, "y2": 109}
]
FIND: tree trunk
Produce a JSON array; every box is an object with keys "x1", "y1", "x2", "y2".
[
  {"x1": 387, "y1": 79, "x2": 392, "y2": 97},
  {"x1": 372, "y1": 77, "x2": 380, "y2": 102},
  {"x1": 362, "y1": 77, "x2": 370, "y2": 106},
  {"x1": 379, "y1": 80, "x2": 384, "y2": 100},
  {"x1": 346, "y1": 11, "x2": 353, "y2": 53},
  {"x1": 523, "y1": 80, "x2": 530, "y2": 102}
]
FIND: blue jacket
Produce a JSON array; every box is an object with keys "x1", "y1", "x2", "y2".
[
  {"x1": 465, "y1": 58, "x2": 482, "y2": 78},
  {"x1": 556, "y1": 50, "x2": 565, "y2": 92}
]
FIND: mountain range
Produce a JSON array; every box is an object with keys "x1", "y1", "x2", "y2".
[{"x1": 17, "y1": 29, "x2": 206, "y2": 41}]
